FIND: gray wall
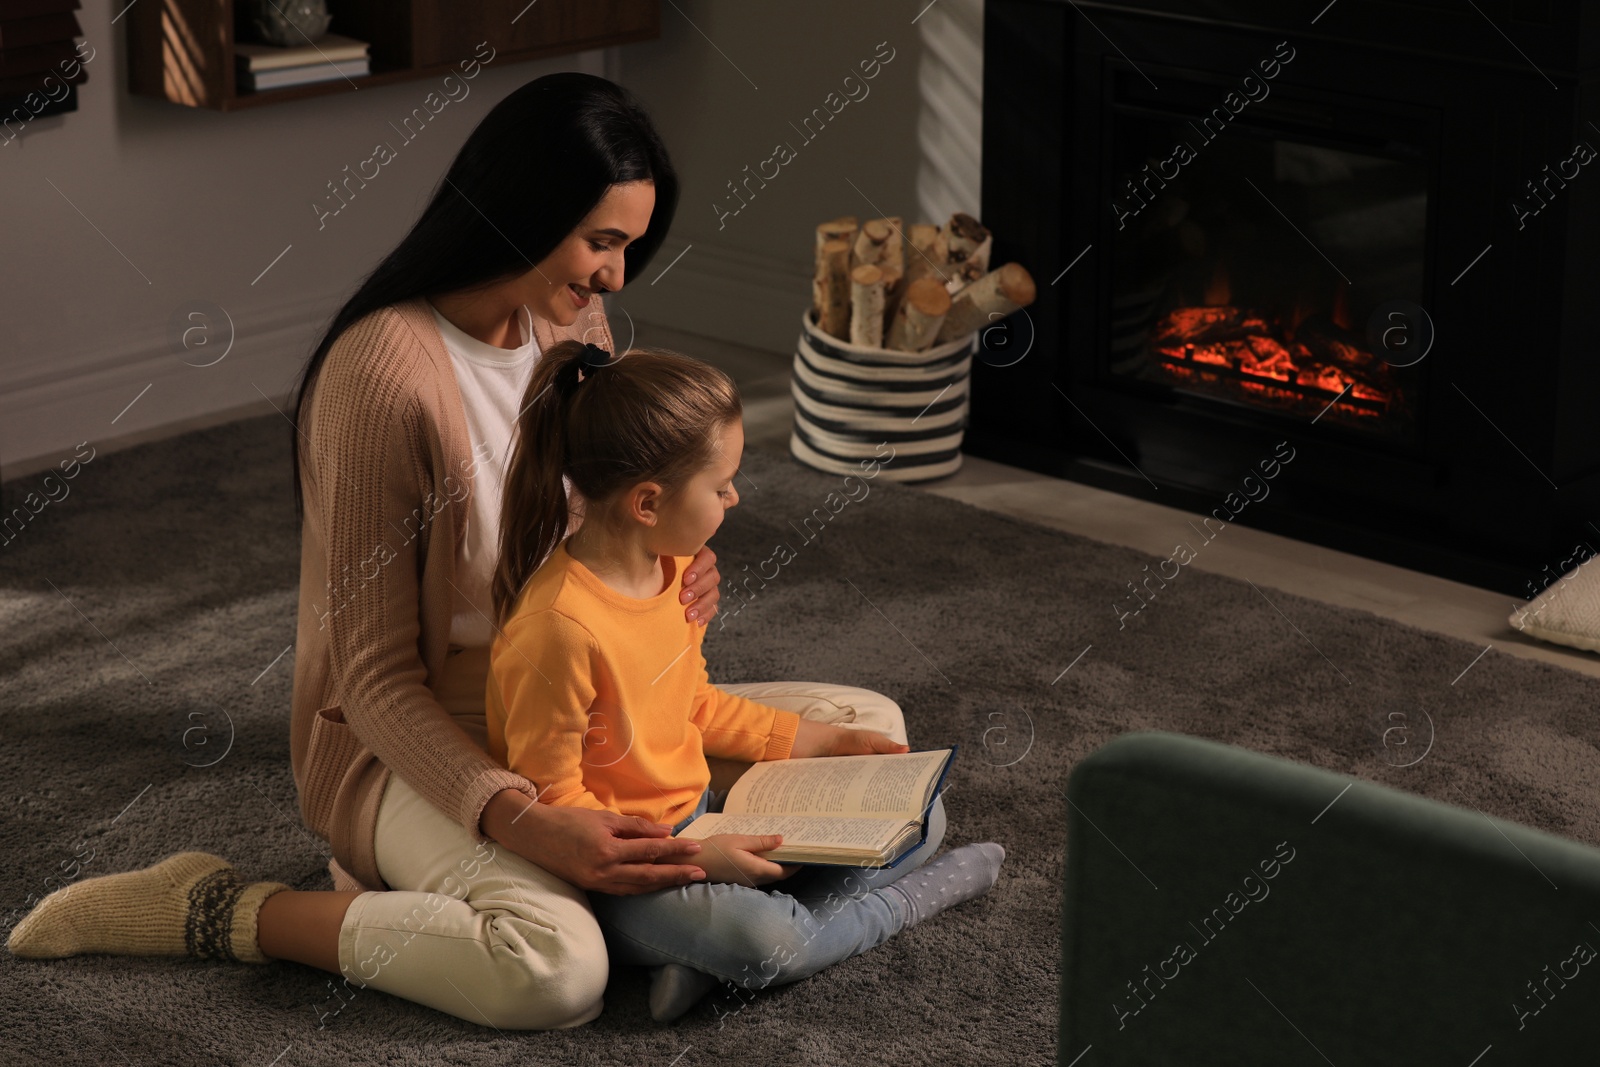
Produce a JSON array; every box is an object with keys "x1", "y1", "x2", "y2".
[
  {"x1": 0, "y1": 6, "x2": 607, "y2": 479},
  {"x1": 2, "y1": 2, "x2": 976, "y2": 478},
  {"x1": 605, "y1": 3, "x2": 929, "y2": 357}
]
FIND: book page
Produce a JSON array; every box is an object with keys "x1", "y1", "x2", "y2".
[
  {"x1": 725, "y1": 749, "x2": 950, "y2": 821},
  {"x1": 677, "y1": 812, "x2": 907, "y2": 851}
]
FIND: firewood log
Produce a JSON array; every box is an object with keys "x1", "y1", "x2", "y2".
[
  {"x1": 815, "y1": 216, "x2": 858, "y2": 254},
  {"x1": 887, "y1": 276, "x2": 953, "y2": 352},
  {"x1": 852, "y1": 217, "x2": 903, "y2": 274},
  {"x1": 879, "y1": 262, "x2": 905, "y2": 323},
  {"x1": 849, "y1": 263, "x2": 887, "y2": 348},
  {"x1": 852, "y1": 218, "x2": 893, "y2": 270},
  {"x1": 938, "y1": 212, "x2": 990, "y2": 264},
  {"x1": 813, "y1": 217, "x2": 859, "y2": 337},
  {"x1": 904, "y1": 223, "x2": 946, "y2": 287},
  {"x1": 952, "y1": 233, "x2": 992, "y2": 289},
  {"x1": 813, "y1": 237, "x2": 853, "y2": 339},
  {"x1": 879, "y1": 216, "x2": 904, "y2": 274},
  {"x1": 937, "y1": 212, "x2": 992, "y2": 291},
  {"x1": 935, "y1": 262, "x2": 1037, "y2": 344}
]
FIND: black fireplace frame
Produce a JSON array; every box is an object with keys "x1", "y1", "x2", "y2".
[{"x1": 971, "y1": 0, "x2": 1600, "y2": 595}]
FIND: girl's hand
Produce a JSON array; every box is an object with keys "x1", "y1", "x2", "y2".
[
  {"x1": 790, "y1": 718, "x2": 911, "y2": 759},
  {"x1": 694, "y1": 833, "x2": 801, "y2": 886},
  {"x1": 682, "y1": 545, "x2": 721, "y2": 627}
]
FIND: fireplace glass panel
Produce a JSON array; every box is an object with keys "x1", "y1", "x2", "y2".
[{"x1": 1108, "y1": 111, "x2": 1429, "y2": 438}]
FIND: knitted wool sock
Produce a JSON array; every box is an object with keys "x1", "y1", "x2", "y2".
[
  {"x1": 5, "y1": 851, "x2": 290, "y2": 964},
  {"x1": 648, "y1": 962, "x2": 719, "y2": 1023},
  {"x1": 879, "y1": 842, "x2": 1005, "y2": 929}
]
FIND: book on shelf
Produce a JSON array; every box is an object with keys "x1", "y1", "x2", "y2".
[
  {"x1": 239, "y1": 57, "x2": 369, "y2": 92},
  {"x1": 677, "y1": 746, "x2": 956, "y2": 868},
  {"x1": 235, "y1": 32, "x2": 368, "y2": 72},
  {"x1": 235, "y1": 32, "x2": 369, "y2": 91}
]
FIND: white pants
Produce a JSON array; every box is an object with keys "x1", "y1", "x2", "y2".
[{"x1": 335, "y1": 676, "x2": 911, "y2": 1030}]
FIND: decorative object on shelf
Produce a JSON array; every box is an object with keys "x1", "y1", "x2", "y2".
[
  {"x1": 235, "y1": 31, "x2": 370, "y2": 93},
  {"x1": 128, "y1": 0, "x2": 661, "y2": 111},
  {"x1": 793, "y1": 212, "x2": 1036, "y2": 482},
  {"x1": 243, "y1": 0, "x2": 331, "y2": 46}
]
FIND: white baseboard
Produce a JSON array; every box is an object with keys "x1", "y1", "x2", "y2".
[
  {"x1": 0, "y1": 290, "x2": 337, "y2": 482},
  {"x1": 1, "y1": 240, "x2": 805, "y2": 483}
]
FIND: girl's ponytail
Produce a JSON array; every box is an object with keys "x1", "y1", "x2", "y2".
[
  {"x1": 493, "y1": 339, "x2": 590, "y2": 626},
  {"x1": 492, "y1": 338, "x2": 743, "y2": 627}
]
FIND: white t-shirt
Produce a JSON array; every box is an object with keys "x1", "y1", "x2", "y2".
[{"x1": 428, "y1": 301, "x2": 541, "y2": 649}]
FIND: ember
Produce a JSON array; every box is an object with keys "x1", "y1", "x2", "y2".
[{"x1": 1146, "y1": 274, "x2": 1404, "y2": 422}]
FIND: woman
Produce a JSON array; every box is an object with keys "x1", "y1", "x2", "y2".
[{"x1": 6, "y1": 72, "x2": 924, "y2": 1031}]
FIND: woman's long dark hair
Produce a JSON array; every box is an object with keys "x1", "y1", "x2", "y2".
[
  {"x1": 290, "y1": 72, "x2": 679, "y2": 520},
  {"x1": 492, "y1": 341, "x2": 742, "y2": 627}
]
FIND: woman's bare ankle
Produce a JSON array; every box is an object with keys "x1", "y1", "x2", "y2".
[{"x1": 255, "y1": 890, "x2": 363, "y2": 973}]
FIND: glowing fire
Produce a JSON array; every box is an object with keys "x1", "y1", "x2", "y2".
[{"x1": 1146, "y1": 269, "x2": 1400, "y2": 422}]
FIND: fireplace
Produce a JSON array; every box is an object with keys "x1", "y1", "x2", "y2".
[
  {"x1": 1109, "y1": 99, "x2": 1430, "y2": 440},
  {"x1": 971, "y1": 0, "x2": 1600, "y2": 595}
]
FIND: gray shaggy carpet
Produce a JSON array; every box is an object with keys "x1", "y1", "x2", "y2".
[{"x1": 2, "y1": 412, "x2": 1598, "y2": 1066}]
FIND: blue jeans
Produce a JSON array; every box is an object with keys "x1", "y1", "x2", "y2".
[{"x1": 587, "y1": 791, "x2": 948, "y2": 992}]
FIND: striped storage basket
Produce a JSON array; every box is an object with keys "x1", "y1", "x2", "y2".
[{"x1": 789, "y1": 308, "x2": 977, "y2": 482}]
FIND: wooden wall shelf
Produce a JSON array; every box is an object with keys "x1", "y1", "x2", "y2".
[{"x1": 127, "y1": 0, "x2": 659, "y2": 111}]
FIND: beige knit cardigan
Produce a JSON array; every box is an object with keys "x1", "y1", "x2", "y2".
[{"x1": 290, "y1": 295, "x2": 614, "y2": 893}]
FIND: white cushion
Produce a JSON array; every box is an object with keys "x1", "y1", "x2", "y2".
[{"x1": 1509, "y1": 550, "x2": 1600, "y2": 652}]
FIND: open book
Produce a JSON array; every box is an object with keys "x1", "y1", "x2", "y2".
[{"x1": 677, "y1": 747, "x2": 956, "y2": 868}]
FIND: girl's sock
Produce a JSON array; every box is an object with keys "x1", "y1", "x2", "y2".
[
  {"x1": 5, "y1": 851, "x2": 290, "y2": 963},
  {"x1": 648, "y1": 962, "x2": 720, "y2": 1023},
  {"x1": 879, "y1": 842, "x2": 1005, "y2": 929}
]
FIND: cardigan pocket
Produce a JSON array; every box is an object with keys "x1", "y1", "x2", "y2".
[{"x1": 301, "y1": 703, "x2": 366, "y2": 838}]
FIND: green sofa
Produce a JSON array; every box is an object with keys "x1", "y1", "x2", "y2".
[{"x1": 1061, "y1": 732, "x2": 1599, "y2": 1064}]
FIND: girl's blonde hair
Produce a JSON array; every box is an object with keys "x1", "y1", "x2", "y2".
[{"x1": 493, "y1": 339, "x2": 741, "y2": 626}]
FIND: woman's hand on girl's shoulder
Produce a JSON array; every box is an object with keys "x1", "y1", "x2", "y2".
[{"x1": 681, "y1": 544, "x2": 721, "y2": 627}]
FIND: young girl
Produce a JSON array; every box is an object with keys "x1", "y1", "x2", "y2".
[{"x1": 486, "y1": 338, "x2": 1004, "y2": 1023}]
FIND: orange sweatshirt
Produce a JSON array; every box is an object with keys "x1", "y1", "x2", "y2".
[{"x1": 486, "y1": 538, "x2": 801, "y2": 827}]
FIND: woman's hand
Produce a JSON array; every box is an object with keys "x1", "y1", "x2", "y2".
[
  {"x1": 790, "y1": 718, "x2": 911, "y2": 759},
  {"x1": 480, "y1": 788, "x2": 708, "y2": 895},
  {"x1": 694, "y1": 833, "x2": 801, "y2": 886},
  {"x1": 682, "y1": 544, "x2": 721, "y2": 627}
]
